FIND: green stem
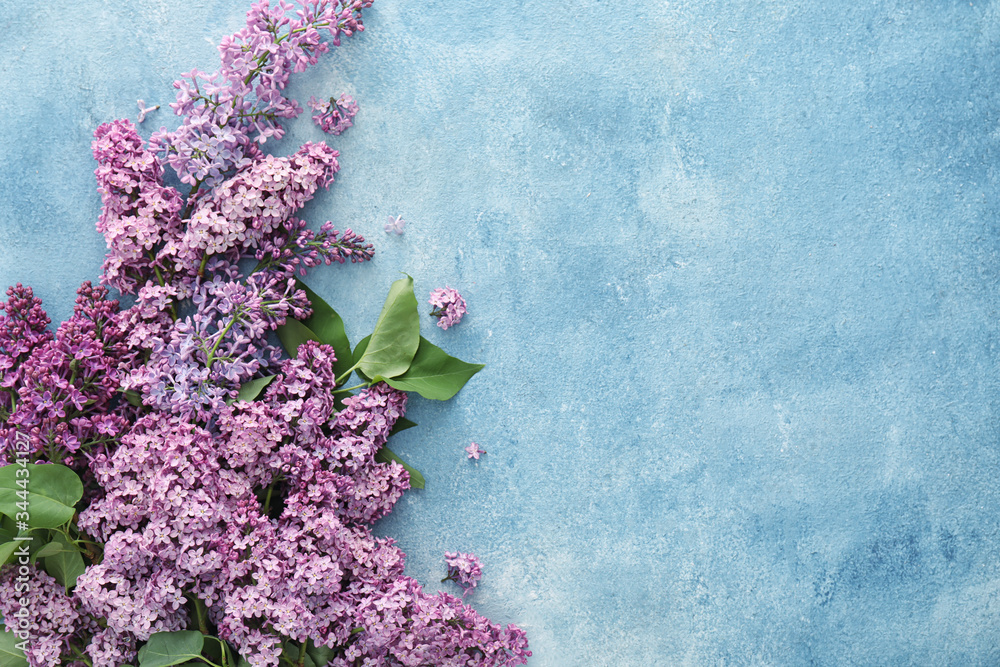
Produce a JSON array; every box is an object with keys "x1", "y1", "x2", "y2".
[
  {"x1": 296, "y1": 640, "x2": 308, "y2": 667},
  {"x1": 197, "y1": 252, "x2": 211, "y2": 278},
  {"x1": 189, "y1": 594, "x2": 209, "y2": 634},
  {"x1": 333, "y1": 383, "x2": 368, "y2": 394},
  {"x1": 262, "y1": 483, "x2": 275, "y2": 515},
  {"x1": 205, "y1": 309, "x2": 242, "y2": 368},
  {"x1": 334, "y1": 363, "x2": 360, "y2": 387},
  {"x1": 69, "y1": 641, "x2": 94, "y2": 667},
  {"x1": 182, "y1": 180, "x2": 203, "y2": 219}
]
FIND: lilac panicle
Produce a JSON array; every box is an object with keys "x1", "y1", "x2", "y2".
[
  {"x1": 151, "y1": 0, "x2": 374, "y2": 186},
  {"x1": 92, "y1": 119, "x2": 184, "y2": 294}
]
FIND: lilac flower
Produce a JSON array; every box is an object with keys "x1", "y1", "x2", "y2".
[
  {"x1": 150, "y1": 0, "x2": 374, "y2": 187},
  {"x1": 92, "y1": 119, "x2": 184, "y2": 293},
  {"x1": 0, "y1": 2, "x2": 531, "y2": 664},
  {"x1": 443, "y1": 551, "x2": 484, "y2": 597},
  {"x1": 308, "y1": 94, "x2": 359, "y2": 135},
  {"x1": 466, "y1": 442, "x2": 486, "y2": 459},
  {"x1": 429, "y1": 286, "x2": 467, "y2": 330},
  {"x1": 0, "y1": 566, "x2": 92, "y2": 667},
  {"x1": 136, "y1": 99, "x2": 159, "y2": 123},
  {"x1": 384, "y1": 214, "x2": 405, "y2": 235}
]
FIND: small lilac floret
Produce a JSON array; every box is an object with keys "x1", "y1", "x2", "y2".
[
  {"x1": 428, "y1": 286, "x2": 467, "y2": 330},
  {"x1": 443, "y1": 551, "x2": 484, "y2": 597},
  {"x1": 385, "y1": 214, "x2": 405, "y2": 235},
  {"x1": 308, "y1": 94, "x2": 359, "y2": 135},
  {"x1": 465, "y1": 442, "x2": 485, "y2": 459}
]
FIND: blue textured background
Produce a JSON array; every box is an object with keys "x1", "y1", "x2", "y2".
[{"x1": 2, "y1": 1, "x2": 999, "y2": 664}]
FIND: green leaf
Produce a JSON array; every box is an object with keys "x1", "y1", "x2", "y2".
[
  {"x1": 137, "y1": 631, "x2": 205, "y2": 667},
  {"x1": 275, "y1": 318, "x2": 321, "y2": 359},
  {"x1": 0, "y1": 540, "x2": 17, "y2": 566},
  {"x1": 0, "y1": 625, "x2": 28, "y2": 667},
  {"x1": 307, "y1": 643, "x2": 337, "y2": 667},
  {"x1": 298, "y1": 281, "x2": 353, "y2": 381},
  {"x1": 235, "y1": 375, "x2": 277, "y2": 403},
  {"x1": 280, "y1": 640, "x2": 317, "y2": 667},
  {"x1": 351, "y1": 335, "x2": 373, "y2": 382},
  {"x1": 121, "y1": 389, "x2": 142, "y2": 407},
  {"x1": 355, "y1": 276, "x2": 420, "y2": 380},
  {"x1": 0, "y1": 527, "x2": 43, "y2": 566},
  {"x1": 374, "y1": 447, "x2": 425, "y2": 489},
  {"x1": 376, "y1": 337, "x2": 484, "y2": 401},
  {"x1": 33, "y1": 540, "x2": 63, "y2": 560},
  {"x1": 388, "y1": 417, "x2": 418, "y2": 438},
  {"x1": 0, "y1": 464, "x2": 83, "y2": 529},
  {"x1": 43, "y1": 532, "x2": 86, "y2": 590}
]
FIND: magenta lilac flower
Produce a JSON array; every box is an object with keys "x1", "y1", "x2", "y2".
[
  {"x1": 466, "y1": 441, "x2": 486, "y2": 459},
  {"x1": 443, "y1": 551, "x2": 484, "y2": 597},
  {"x1": 429, "y1": 286, "x2": 468, "y2": 330}
]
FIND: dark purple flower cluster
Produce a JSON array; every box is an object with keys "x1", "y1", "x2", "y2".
[
  {"x1": 0, "y1": 2, "x2": 529, "y2": 666},
  {"x1": 0, "y1": 282, "x2": 133, "y2": 466}
]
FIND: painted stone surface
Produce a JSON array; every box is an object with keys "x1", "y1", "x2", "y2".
[{"x1": 1, "y1": 1, "x2": 998, "y2": 664}]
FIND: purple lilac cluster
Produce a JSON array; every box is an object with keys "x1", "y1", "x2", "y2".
[
  {"x1": 0, "y1": 283, "x2": 133, "y2": 466},
  {"x1": 443, "y1": 552, "x2": 484, "y2": 598},
  {"x1": 429, "y1": 286, "x2": 468, "y2": 330},
  {"x1": 150, "y1": 0, "x2": 373, "y2": 187},
  {"x1": 308, "y1": 94, "x2": 359, "y2": 135},
  {"x1": 0, "y1": 1, "x2": 530, "y2": 666},
  {"x1": 0, "y1": 567, "x2": 96, "y2": 666}
]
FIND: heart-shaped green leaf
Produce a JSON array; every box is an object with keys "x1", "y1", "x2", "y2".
[
  {"x1": 275, "y1": 318, "x2": 321, "y2": 359},
  {"x1": 0, "y1": 625, "x2": 28, "y2": 667},
  {"x1": 376, "y1": 337, "x2": 484, "y2": 400},
  {"x1": 33, "y1": 540, "x2": 64, "y2": 560},
  {"x1": 235, "y1": 375, "x2": 277, "y2": 403},
  {"x1": 355, "y1": 276, "x2": 419, "y2": 380},
  {"x1": 374, "y1": 446, "x2": 425, "y2": 489},
  {"x1": 137, "y1": 631, "x2": 205, "y2": 667},
  {"x1": 297, "y1": 281, "x2": 353, "y2": 381},
  {"x1": 0, "y1": 464, "x2": 83, "y2": 529}
]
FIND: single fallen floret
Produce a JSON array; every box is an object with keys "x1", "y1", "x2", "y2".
[
  {"x1": 384, "y1": 214, "x2": 405, "y2": 235},
  {"x1": 465, "y1": 442, "x2": 485, "y2": 459}
]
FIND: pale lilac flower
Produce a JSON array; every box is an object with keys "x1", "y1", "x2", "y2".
[
  {"x1": 429, "y1": 286, "x2": 467, "y2": 330},
  {"x1": 465, "y1": 442, "x2": 485, "y2": 459},
  {"x1": 136, "y1": 100, "x2": 159, "y2": 123},
  {"x1": 384, "y1": 214, "x2": 405, "y2": 234}
]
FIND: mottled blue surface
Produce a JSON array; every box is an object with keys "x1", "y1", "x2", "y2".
[{"x1": 2, "y1": 1, "x2": 1000, "y2": 664}]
